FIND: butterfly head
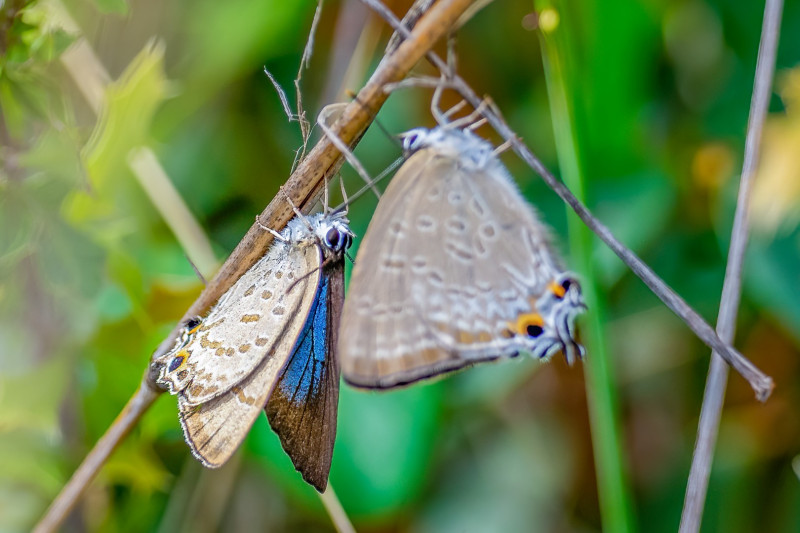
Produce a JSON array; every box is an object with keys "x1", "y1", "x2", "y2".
[
  {"x1": 310, "y1": 212, "x2": 354, "y2": 259},
  {"x1": 401, "y1": 127, "x2": 497, "y2": 168}
]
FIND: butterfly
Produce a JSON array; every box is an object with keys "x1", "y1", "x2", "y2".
[
  {"x1": 338, "y1": 126, "x2": 586, "y2": 389},
  {"x1": 157, "y1": 211, "x2": 352, "y2": 492}
]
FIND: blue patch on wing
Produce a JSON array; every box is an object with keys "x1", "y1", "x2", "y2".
[{"x1": 279, "y1": 274, "x2": 329, "y2": 404}]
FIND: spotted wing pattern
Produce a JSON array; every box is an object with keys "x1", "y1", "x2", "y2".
[
  {"x1": 159, "y1": 239, "x2": 320, "y2": 406},
  {"x1": 156, "y1": 213, "x2": 352, "y2": 485},
  {"x1": 173, "y1": 244, "x2": 321, "y2": 467},
  {"x1": 339, "y1": 127, "x2": 586, "y2": 389}
]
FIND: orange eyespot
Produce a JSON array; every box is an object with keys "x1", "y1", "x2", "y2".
[
  {"x1": 548, "y1": 281, "x2": 566, "y2": 299},
  {"x1": 511, "y1": 313, "x2": 545, "y2": 338}
]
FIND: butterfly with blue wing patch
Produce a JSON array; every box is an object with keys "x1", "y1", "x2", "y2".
[
  {"x1": 157, "y1": 211, "x2": 351, "y2": 492},
  {"x1": 266, "y1": 252, "x2": 344, "y2": 492}
]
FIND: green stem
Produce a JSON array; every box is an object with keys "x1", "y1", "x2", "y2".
[{"x1": 533, "y1": 3, "x2": 635, "y2": 531}]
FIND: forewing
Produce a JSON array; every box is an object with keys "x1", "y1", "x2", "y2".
[
  {"x1": 340, "y1": 151, "x2": 569, "y2": 388},
  {"x1": 177, "y1": 244, "x2": 322, "y2": 467},
  {"x1": 161, "y1": 241, "x2": 317, "y2": 405},
  {"x1": 340, "y1": 151, "x2": 469, "y2": 387},
  {"x1": 265, "y1": 259, "x2": 342, "y2": 492}
]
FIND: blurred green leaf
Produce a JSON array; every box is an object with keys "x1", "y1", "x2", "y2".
[
  {"x1": 0, "y1": 353, "x2": 70, "y2": 434},
  {"x1": 332, "y1": 383, "x2": 444, "y2": 519},
  {"x1": 744, "y1": 233, "x2": 800, "y2": 338},
  {"x1": 592, "y1": 171, "x2": 677, "y2": 287},
  {"x1": 414, "y1": 419, "x2": 574, "y2": 532},
  {"x1": 64, "y1": 40, "x2": 168, "y2": 232},
  {"x1": 102, "y1": 441, "x2": 171, "y2": 493},
  {"x1": 0, "y1": 429, "x2": 63, "y2": 492},
  {"x1": 91, "y1": 0, "x2": 129, "y2": 15}
]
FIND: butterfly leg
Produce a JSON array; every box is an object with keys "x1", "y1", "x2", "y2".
[
  {"x1": 465, "y1": 117, "x2": 488, "y2": 131},
  {"x1": 255, "y1": 214, "x2": 289, "y2": 242},
  {"x1": 337, "y1": 175, "x2": 349, "y2": 215},
  {"x1": 447, "y1": 98, "x2": 490, "y2": 130},
  {"x1": 492, "y1": 138, "x2": 514, "y2": 156},
  {"x1": 441, "y1": 99, "x2": 469, "y2": 120},
  {"x1": 431, "y1": 73, "x2": 450, "y2": 125},
  {"x1": 430, "y1": 33, "x2": 459, "y2": 126}
]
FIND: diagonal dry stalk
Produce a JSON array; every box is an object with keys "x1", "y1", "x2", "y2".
[
  {"x1": 32, "y1": 1, "x2": 480, "y2": 532},
  {"x1": 680, "y1": 0, "x2": 784, "y2": 531},
  {"x1": 362, "y1": 0, "x2": 774, "y2": 401}
]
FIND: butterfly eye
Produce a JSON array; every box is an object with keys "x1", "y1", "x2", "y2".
[
  {"x1": 326, "y1": 227, "x2": 348, "y2": 251},
  {"x1": 561, "y1": 279, "x2": 572, "y2": 292},
  {"x1": 402, "y1": 129, "x2": 427, "y2": 153}
]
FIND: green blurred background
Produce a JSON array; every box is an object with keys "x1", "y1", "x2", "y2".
[{"x1": 1, "y1": 0, "x2": 799, "y2": 531}]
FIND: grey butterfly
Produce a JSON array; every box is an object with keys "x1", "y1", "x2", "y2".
[
  {"x1": 156, "y1": 211, "x2": 352, "y2": 492},
  {"x1": 339, "y1": 126, "x2": 586, "y2": 389}
]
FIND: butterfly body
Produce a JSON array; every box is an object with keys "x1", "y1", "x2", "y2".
[
  {"x1": 339, "y1": 127, "x2": 586, "y2": 389},
  {"x1": 157, "y1": 212, "x2": 351, "y2": 491}
]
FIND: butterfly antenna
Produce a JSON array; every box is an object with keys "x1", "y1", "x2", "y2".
[
  {"x1": 323, "y1": 175, "x2": 330, "y2": 215},
  {"x1": 345, "y1": 89, "x2": 403, "y2": 151},
  {"x1": 317, "y1": 111, "x2": 381, "y2": 201},
  {"x1": 338, "y1": 174, "x2": 349, "y2": 216},
  {"x1": 331, "y1": 156, "x2": 403, "y2": 214},
  {"x1": 185, "y1": 253, "x2": 208, "y2": 286}
]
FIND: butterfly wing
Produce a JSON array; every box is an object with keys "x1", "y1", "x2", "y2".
[
  {"x1": 176, "y1": 243, "x2": 322, "y2": 467},
  {"x1": 159, "y1": 240, "x2": 317, "y2": 406},
  {"x1": 265, "y1": 257, "x2": 342, "y2": 492},
  {"x1": 340, "y1": 145, "x2": 583, "y2": 388},
  {"x1": 340, "y1": 151, "x2": 467, "y2": 387}
]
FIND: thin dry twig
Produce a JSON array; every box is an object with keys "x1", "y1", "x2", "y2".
[
  {"x1": 265, "y1": 0, "x2": 323, "y2": 172},
  {"x1": 264, "y1": 68, "x2": 296, "y2": 122},
  {"x1": 33, "y1": 1, "x2": 481, "y2": 531},
  {"x1": 32, "y1": 383, "x2": 160, "y2": 533},
  {"x1": 679, "y1": 0, "x2": 784, "y2": 531},
  {"x1": 383, "y1": 0, "x2": 495, "y2": 54},
  {"x1": 363, "y1": 0, "x2": 774, "y2": 401},
  {"x1": 319, "y1": 486, "x2": 357, "y2": 533},
  {"x1": 294, "y1": 0, "x2": 324, "y2": 159}
]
